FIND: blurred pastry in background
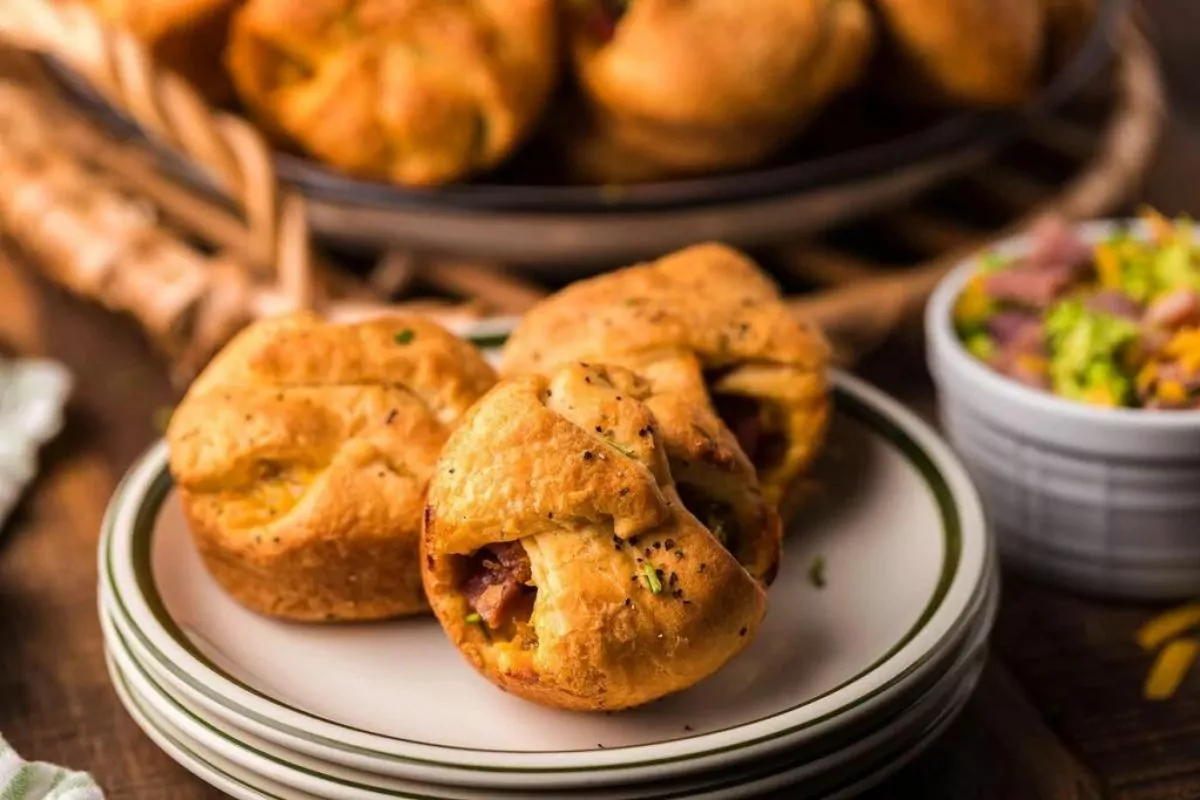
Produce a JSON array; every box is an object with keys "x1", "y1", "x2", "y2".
[
  {"x1": 503, "y1": 243, "x2": 830, "y2": 527},
  {"x1": 874, "y1": 0, "x2": 1045, "y2": 107},
  {"x1": 226, "y1": 0, "x2": 558, "y2": 186},
  {"x1": 92, "y1": 0, "x2": 243, "y2": 104},
  {"x1": 166, "y1": 313, "x2": 496, "y2": 621},
  {"x1": 558, "y1": 0, "x2": 874, "y2": 182}
]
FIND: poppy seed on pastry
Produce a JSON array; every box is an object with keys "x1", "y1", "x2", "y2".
[
  {"x1": 166, "y1": 312, "x2": 496, "y2": 622},
  {"x1": 421, "y1": 363, "x2": 768, "y2": 711}
]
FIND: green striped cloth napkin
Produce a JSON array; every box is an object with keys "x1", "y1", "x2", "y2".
[{"x1": 0, "y1": 737, "x2": 103, "y2": 799}]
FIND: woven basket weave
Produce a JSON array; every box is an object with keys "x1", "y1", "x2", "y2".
[{"x1": 0, "y1": 0, "x2": 1166, "y2": 378}]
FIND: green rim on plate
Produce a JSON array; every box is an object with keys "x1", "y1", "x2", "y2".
[
  {"x1": 99, "y1": 372, "x2": 985, "y2": 776},
  {"x1": 105, "y1": 596, "x2": 991, "y2": 800}
]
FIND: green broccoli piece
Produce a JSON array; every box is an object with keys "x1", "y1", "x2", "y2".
[{"x1": 1045, "y1": 299, "x2": 1139, "y2": 405}]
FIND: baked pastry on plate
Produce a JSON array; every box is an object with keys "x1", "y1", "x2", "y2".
[
  {"x1": 422, "y1": 363, "x2": 768, "y2": 711},
  {"x1": 91, "y1": 0, "x2": 243, "y2": 104},
  {"x1": 166, "y1": 313, "x2": 496, "y2": 621},
  {"x1": 874, "y1": 0, "x2": 1045, "y2": 107},
  {"x1": 226, "y1": 0, "x2": 558, "y2": 186},
  {"x1": 559, "y1": 0, "x2": 874, "y2": 182},
  {"x1": 502, "y1": 243, "x2": 830, "y2": 526}
]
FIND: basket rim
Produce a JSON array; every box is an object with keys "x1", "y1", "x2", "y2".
[{"x1": 41, "y1": 0, "x2": 1126, "y2": 215}]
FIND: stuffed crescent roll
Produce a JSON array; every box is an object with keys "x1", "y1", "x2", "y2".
[
  {"x1": 558, "y1": 0, "x2": 874, "y2": 181},
  {"x1": 502, "y1": 243, "x2": 830, "y2": 526},
  {"x1": 167, "y1": 313, "x2": 496, "y2": 621},
  {"x1": 226, "y1": 0, "x2": 558, "y2": 186},
  {"x1": 422, "y1": 363, "x2": 768, "y2": 711}
]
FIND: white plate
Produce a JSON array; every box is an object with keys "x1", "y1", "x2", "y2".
[
  {"x1": 101, "y1": 563, "x2": 996, "y2": 800},
  {"x1": 104, "y1": 605, "x2": 989, "y2": 800},
  {"x1": 99, "y1": 371, "x2": 991, "y2": 787},
  {"x1": 100, "y1": 558, "x2": 997, "y2": 800}
]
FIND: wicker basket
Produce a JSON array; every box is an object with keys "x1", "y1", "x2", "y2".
[{"x1": 0, "y1": 0, "x2": 1165, "y2": 379}]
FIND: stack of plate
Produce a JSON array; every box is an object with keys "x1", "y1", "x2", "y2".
[{"x1": 98, "y1": 372, "x2": 997, "y2": 799}]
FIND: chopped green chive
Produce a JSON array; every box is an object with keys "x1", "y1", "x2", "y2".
[
  {"x1": 465, "y1": 612, "x2": 482, "y2": 624},
  {"x1": 465, "y1": 333, "x2": 510, "y2": 349},
  {"x1": 709, "y1": 518, "x2": 727, "y2": 547},
  {"x1": 641, "y1": 562, "x2": 663, "y2": 594},
  {"x1": 394, "y1": 329, "x2": 415, "y2": 344},
  {"x1": 808, "y1": 556, "x2": 827, "y2": 589},
  {"x1": 607, "y1": 440, "x2": 637, "y2": 458}
]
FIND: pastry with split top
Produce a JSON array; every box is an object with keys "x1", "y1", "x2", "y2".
[{"x1": 166, "y1": 312, "x2": 496, "y2": 621}]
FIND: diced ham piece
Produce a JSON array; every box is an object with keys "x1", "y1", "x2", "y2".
[
  {"x1": 1085, "y1": 290, "x2": 1142, "y2": 320},
  {"x1": 713, "y1": 394, "x2": 763, "y2": 465},
  {"x1": 1026, "y1": 215, "x2": 1093, "y2": 274},
  {"x1": 1140, "y1": 327, "x2": 1173, "y2": 357},
  {"x1": 987, "y1": 311, "x2": 1042, "y2": 346},
  {"x1": 462, "y1": 541, "x2": 533, "y2": 629},
  {"x1": 993, "y1": 322, "x2": 1050, "y2": 389},
  {"x1": 1144, "y1": 288, "x2": 1200, "y2": 331},
  {"x1": 984, "y1": 267, "x2": 1074, "y2": 309},
  {"x1": 1156, "y1": 361, "x2": 1200, "y2": 392},
  {"x1": 983, "y1": 216, "x2": 1094, "y2": 309}
]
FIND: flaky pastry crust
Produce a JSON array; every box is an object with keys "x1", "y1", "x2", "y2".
[
  {"x1": 502, "y1": 243, "x2": 830, "y2": 526},
  {"x1": 558, "y1": 0, "x2": 873, "y2": 181},
  {"x1": 167, "y1": 312, "x2": 496, "y2": 621},
  {"x1": 875, "y1": 0, "x2": 1045, "y2": 107},
  {"x1": 422, "y1": 364, "x2": 768, "y2": 711},
  {"x1": 226, "y1": 0, "x2": 558, "y2": 186}
]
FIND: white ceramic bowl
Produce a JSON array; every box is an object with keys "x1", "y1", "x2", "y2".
[{"x1": 927, "y1": 220, "x2": 1200, "y2": 600}]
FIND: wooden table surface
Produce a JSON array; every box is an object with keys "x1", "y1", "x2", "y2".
[{"x1": 5, "y1": 4, "x2": 1200, "y2": 798}]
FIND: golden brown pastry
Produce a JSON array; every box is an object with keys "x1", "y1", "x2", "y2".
[
  {"x1": 226, "y1": 0, "x2": 558, "y2": 186},
  {"x1": 92, "y1": 0, "x2": 243, "y2": 104},
  {"x1": 166, "y1": 313, "x2": 496, "y2": 621},
  {"x1": 502, "y1": 243, "x2": 830, "y2": 527},
  {"x1": 558, "y1": 0, "x2": 874, "y2": 182},
  {"x1": 874, "y1": 0, "x2": 1045, "y2": 107},
  {"x1": 422, "y1": 363, "x2": 768, "y2": 711}
]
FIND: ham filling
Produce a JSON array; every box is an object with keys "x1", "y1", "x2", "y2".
[
  {"x1": 677, "y1": 483, "x2": 740, "y2": 557},
  {"x1": 460, "y1": 541, "x2": 535, "y2": 630},
  {"x1": 711, "y1": 393, "x2": 787, "y2": 471}
]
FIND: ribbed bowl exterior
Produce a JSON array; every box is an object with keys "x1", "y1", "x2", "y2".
[{"x1": 926, "y1": 221, "x2": 1200, "y2": 599}]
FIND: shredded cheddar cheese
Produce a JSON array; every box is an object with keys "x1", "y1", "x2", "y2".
[
  {"x1": 1158, "y1": 380, "x2": 1188, "y2": 405},
  {"x1": 1136, "y1": 602, "x2": 1200, "y2": 650},
  {"x1": 1085, "y1": 385, "x2": 1117, "y2": 407},
  {"x1": 1163, "y1": 328, "x2": 1200, "y2": 376},
  {"x1": 1094, "y1": 244, "x2": 1123, "y2": 290},
  {"x1": 1140, "y1": 206, "x2": 1176, "y2": 245},
  {"x1": 1145, "y1": 638, "x2": 1200, "y2": 701},
  {"x1": 1014, "y1": 354, "x2": 1048, "y2": 377},
  {"x1": 954, "y1": 274, "x2": 992, "y2": 327},
  {"x1": 1136, "y1": 362, "x2": 1158, "y2": 394}
]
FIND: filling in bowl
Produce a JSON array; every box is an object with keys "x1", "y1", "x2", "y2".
[{"x1": 954, "y1": 209, "x2": 1200, "y2": 410}]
